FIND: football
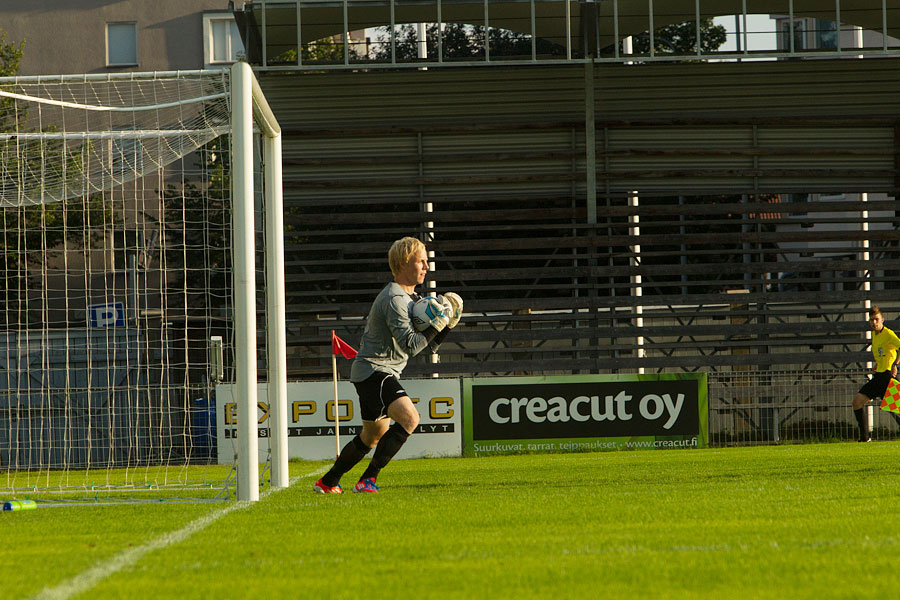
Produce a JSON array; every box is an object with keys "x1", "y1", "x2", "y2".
[{"x1": 410, "y1": 296, "x2": 447, "y2": 331}]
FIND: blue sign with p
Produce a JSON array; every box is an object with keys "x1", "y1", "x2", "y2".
[{"x1": 88, "y1": 302, "x2": 126, "y2": 328}]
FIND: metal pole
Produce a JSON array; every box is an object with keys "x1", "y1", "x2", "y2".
[
  {"x1": 836, "y1": 0, "x2": 842, "y2": 54},
  {"x1": 679, "y1": 196, "x2": 687, "y2": 295},
  {"x1": 418, "y1": 132, "x2": 438, "y2": 375},
  {"x1": 390, "y1": 0, "x2": 396, "y2": 64},
  {"x1": 343, "y1": 0, "x2": 350, "y2": 65},
  {"x1": 695, "y1": 0, "x2": 701, "y2": 57},
  {"x1": 531, "y1": 0, "x2": 536, "y2": 61},
  {"x1": 129, "y1": 253, "x2": 138, "y2": 325},
  {"x1": 585, "y1": 60, "x2": 596, "y2": 226},
  {"x1": 438, "y1": 0, "x2": 443, "y2": 63},
  {"x1": 629, "y1": 192, "x2": 644, "y2": 373},
  {"x1": 264, "y1": 132, "x2": 288, "y2": 489},
  {"x1": 332, "y1": 353, "x2": 341, "y2": 457},
  {"x1": 484, "y1": 0, "x2": 490, "y2": 62},
  {"x1": 261, "y1": 0, "x2": 268, "y2": 66},
  {"x1": 789, "y1": 0, "x2": 795, "y2": 55},
  {"x1": 742, "y1": 0, "x2": 748, "y2": 55},
  {"x1": 231, "y1": 62, "x2": 259, "y2": 502},
  {"x1": 862, "y1": 192, "x2": 873, "y2": 435},
  {"x1": 613, "y1": 0, "x2": 620, "y2": 59},
  {"x1": 296, "y1": 0, "x2": 303, "y2": 66}
]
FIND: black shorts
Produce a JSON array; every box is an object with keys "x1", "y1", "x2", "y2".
[
  {"x1": 859, "y1": 370, "x2": 895, "y2": 399},
  {"x1": 353, "y1": 372, "x2": 408, "y2": 421}
]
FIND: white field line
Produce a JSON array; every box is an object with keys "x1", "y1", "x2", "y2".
[{"x1": 31, "y1": 466, "x2": 328, "y2": 600}]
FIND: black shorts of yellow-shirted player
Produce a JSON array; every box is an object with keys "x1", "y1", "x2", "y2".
[
  {"x1": 851, "y1": 305, "x2": 900, "y2": 443},
  {"x1": 314, "y1": 237, "x2": 463, "y2": 494}
]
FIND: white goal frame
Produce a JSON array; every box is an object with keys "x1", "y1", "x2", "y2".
[
  {"x1": 0, "y1": 64, "x2": 284, "y2": 501},
  {"x1": 232, "y1": 61, "x2": 287, "y2": 502}
]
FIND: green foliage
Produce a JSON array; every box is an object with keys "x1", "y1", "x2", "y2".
[
  {"x1": 270, "y1": 37, "x2": 359, "y2": 64},
  {"x1": 0, "y1": 31, "x2": 22, "y2": 77},
  {"x1": 0, "y1": 31, "x2": 24, "y2": 129},
  {"x1": 631, "y1": 18, "x2": 728, "y2": 55},
  {"x1": 6, "y1": 445, "x2": 900, "y2": 598},
  {"x1": 374, "y1": 23, "x2": 566, "y2": 61},
  {"x1": 0, "y1": 30, "x2": 111, "y2": 319}
]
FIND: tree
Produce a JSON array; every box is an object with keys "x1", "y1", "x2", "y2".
[
  {"x1": 270, "y1": 37, "x2": 360, "y2": 64},
  {"x1": 0, "y1": 31, "x2": 22, "y2": 76},
  {"x1": 371, "y1": 20, "x2": 724, "y2": 62},
  {"x1": 629, "y1": 18, "x2": 728, "y2": 55},
  {"x1": 0, "y1": 31, "x2": 24, "y2": 131},
  {"x1": 373, "y1": 23, "x2": 566, "y2": 61}
]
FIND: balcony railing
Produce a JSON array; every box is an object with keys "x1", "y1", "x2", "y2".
[{"x1": 235, "y1": 0, "x2": 900, "y2": 70}]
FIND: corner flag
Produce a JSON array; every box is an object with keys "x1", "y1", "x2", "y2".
[
  {"x1": 880, "y1": 378, "x2": 900, "y2": 415},
  {"x1": 330, "y1": 330, "x2": 357, "y2": 457},
  {"x1": 331, "y1": 330, "x2": 357, "y2": 359}
]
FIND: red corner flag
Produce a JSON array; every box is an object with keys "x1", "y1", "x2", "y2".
[{"x1": 331, "y1": 330, "x2": 358, "y2": 359}]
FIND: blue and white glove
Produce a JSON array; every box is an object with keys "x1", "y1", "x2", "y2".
[{"x1": 412, "y1": 296, "x2": 450, "y2": 332}]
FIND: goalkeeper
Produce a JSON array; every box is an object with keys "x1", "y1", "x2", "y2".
[
  {"x1": 851, "y1": 305, "x2": 900, "y2": 442},
  {"x1": 314, "y1": 237, "x2": 463, "y2": 494}
]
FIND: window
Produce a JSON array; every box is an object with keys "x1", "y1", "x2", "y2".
[
  {"x1": 204, "y1": 14, "x2": 245, "y2": 66},
  {"x1": 815, "y1": 20, "x2": 839, "y2": 50},
  {"x1": 107, "y1": 22, "x2": 138, "y2": 66},
  {"x1": 780, "y1": 19, "x2": 806, "y2": 51}
]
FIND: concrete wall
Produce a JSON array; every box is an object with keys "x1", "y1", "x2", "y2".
[{"x1": 0, "y1": 0, "x2": 235, "y2": 75}]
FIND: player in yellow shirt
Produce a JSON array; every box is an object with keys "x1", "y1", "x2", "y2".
[{"x1": 851, "y1": 305, "x2": 900, "y2": 442}]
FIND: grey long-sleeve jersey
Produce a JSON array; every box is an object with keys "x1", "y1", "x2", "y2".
[{"x1": 349, "y1": 282, "x2": 438, "y2": 382}]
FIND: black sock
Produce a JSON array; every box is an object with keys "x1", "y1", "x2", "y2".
[
  {"x1": 361, "y1": 423, "x2": 411, "y2": 482},
  {"x1": 322, "y1": 435, "x2": 371, "y2": 487},
  {"x1": 854, "y1": 408, "x2": 868, "y2": 440}
]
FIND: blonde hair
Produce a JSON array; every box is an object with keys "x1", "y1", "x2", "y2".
[
  {"x1": 871, "y1": 305, "x2": 884, "y2": 319},
  {"x1": 388, "y1": 237, "x2": 425, "y2": 278}
]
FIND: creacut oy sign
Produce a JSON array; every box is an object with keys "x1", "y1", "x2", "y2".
[{"x1": 463, "y1": 374, "x2": 707, "y2": 455}]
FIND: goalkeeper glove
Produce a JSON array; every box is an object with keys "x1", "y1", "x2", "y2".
[
  {"x1": 441, "y1": 292, "x2": 463, "y2": 329},
  {"x1": 421, "y1": 297, "x2": 450, "y2": 332}
]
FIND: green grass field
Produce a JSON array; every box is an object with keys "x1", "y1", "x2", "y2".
[{"x1": 3, "y1": 443, "x2": 900, "y2": 599}]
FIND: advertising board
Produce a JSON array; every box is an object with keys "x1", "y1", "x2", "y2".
[
  {"x1": 463, "y1": 374, "x2": 708, "y2": 455},
  {"x1": 215, "y1": 379, "x2": 462, "y2": 463}
]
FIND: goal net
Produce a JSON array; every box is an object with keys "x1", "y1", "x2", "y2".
[{"x1": 0, "y1": 67, "x2": 283, "y2": 501}]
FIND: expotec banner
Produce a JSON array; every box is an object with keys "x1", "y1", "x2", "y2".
[
  {"x1": 215, "y1": 379, "x2": 462, "y2": 463},
  {"x1": 462, "y1": 373, "x2": 708, "y2": 456}
]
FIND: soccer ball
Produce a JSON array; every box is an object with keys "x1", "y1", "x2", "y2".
[{"x1": 410, "y1": 296, "x2": 447, "y2": 331}]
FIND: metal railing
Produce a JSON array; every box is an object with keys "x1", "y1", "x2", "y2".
[
  {"x1": 238, "y1": 0, "x2": 900, "y2": 70},
  {"x1": 708, "y1": 368, "x2": 898, "y2": 445}
]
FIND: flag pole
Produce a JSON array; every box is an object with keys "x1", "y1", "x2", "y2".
[
  {"x1": 330, "y1": 330, "x2": 357, "y2": 459},
  {"x1": 332, "y1": 330, "x2": 340, "y2": 458}
]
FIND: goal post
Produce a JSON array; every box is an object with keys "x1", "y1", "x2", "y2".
[
  {"x1": 231, "y1": 61, "x2": 287, "y2": 501},
  {"x1": 0, "y1": 64, "x2": 286, "y2": 502}
]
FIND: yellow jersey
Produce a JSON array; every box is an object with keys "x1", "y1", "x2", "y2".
[{"x1": 872, "y1": 325, "x2": 900, "y2": 372}]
